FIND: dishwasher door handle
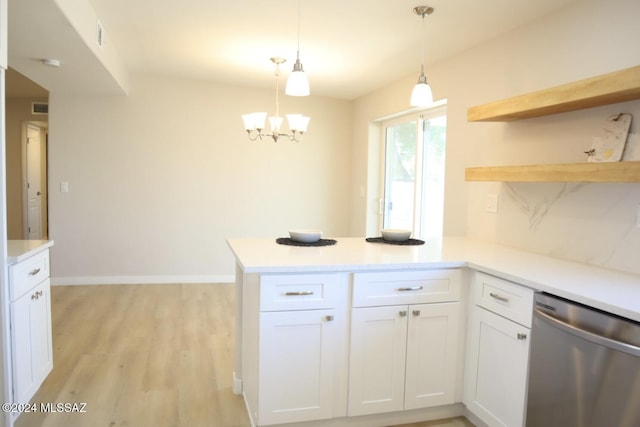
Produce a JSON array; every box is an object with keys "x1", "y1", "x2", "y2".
[{"x1": 535, "y1": 309, "x2": 640, "y2": 357}]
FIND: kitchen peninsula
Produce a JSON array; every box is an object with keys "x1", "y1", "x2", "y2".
[{"x1": 227, "y1": 236, "x2": 640, "y2": 427}]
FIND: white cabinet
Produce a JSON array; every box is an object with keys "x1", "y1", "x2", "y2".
[
  {"x1": 464, "y1": 272, "x2": 533, "y2": 427},
  {"x1": 259, "y1": 309, "x2": 340, "y2": 425},
  {"x1": 10, "y1": 279, "x2": 53, "y2": 405},
  {"x1": 8, "y1": 248, "x2": 53, "y2": 406},
  {"x1": 245, "y1": 273, "x2": 349, "y2": 426},
  {"x1": 348, "y1": 269, "x2": 461, "y2": 417}
]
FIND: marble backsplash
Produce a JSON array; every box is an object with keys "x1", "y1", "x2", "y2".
[{"x1": 487, "y1": 181, "x2": 640, "y2": 276}]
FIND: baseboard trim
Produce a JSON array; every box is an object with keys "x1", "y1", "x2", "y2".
[{"x1": 51, "y1": 275, "x2": 235, "y2": 286}]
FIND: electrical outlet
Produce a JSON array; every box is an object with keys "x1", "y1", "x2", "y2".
[{"x1": 486, "y1": 194, "x2": 498, "y2": 213}]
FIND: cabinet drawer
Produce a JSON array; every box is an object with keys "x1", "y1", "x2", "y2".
[
  {"x1": 9, "y1": 249, "x2": 50, "y2": 301},
  {"x1": 260, "y1": 273, "x2": 348, "y2": 311},
  {"x1": 352, "y1": 269, "x2": 461, "y2": 307},
  {"x1": 473, "y1": 272, "x2": 534, "y2": 327}
]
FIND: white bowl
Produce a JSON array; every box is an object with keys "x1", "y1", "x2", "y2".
[
  {"x1": 381, "y1": 229, "x2": 411, "y2": 241},
  {"x1": 289, "y1": 229, "x2": 322, "y2": 243}
]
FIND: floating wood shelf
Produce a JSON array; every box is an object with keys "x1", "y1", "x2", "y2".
[
  {"x1": 468, "y1": 65, "x2": 640, "y2": 122},
  {"x1": 465, "y1": 161, "x2": 640, "y2": 182}
]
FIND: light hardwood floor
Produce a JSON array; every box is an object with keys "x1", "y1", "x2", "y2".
[{"x1": 15, "y1": 284, "x2": 473, "y2": 427}]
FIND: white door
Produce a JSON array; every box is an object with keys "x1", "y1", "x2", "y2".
[
  {"x1": 348, "y1": 305, "x2": 408, "y2": 416},
  {"x1": 10, "y1": 279, "x2": 53, "y2": 404},
  {"x1": 464, "y1": 306, "x2": 531, "y2": 427},
  {"x1": 405, "y1": 302, "x2": 460, "y2": 410},
  {"x1": 26, "y1": 124, "x2": 42, "y2": 239},
  {"x1": 258, "y1": 309, "x2": 337, "y2": 425}
]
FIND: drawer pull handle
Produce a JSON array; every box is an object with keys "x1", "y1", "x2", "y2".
[
  {"x1": 412, "y1": 310, "x2": 421, "y2": 316},
  {"x1": 517, "y1": 333, "x2": 527, "y2": 340},
  {"x1": 397, "y1": 286, "x2": 423, "y2": 292},
  {"x1": 325, "y1": 315, "x2": 334, "y2": 321},
  {"x1": 284, "y1": 291, "x2": 314, "y2": 296},
  {"x1": 399, "y1": 310, "x2": 407, "y2": 317},
  {"x1": 29, "y1": 268, "x2": 41, "y2": 276},
  {"x1": 489, "y1": 292, "x2": 509, "y2": 303}
]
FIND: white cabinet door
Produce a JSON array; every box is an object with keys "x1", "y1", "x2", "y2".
[
  {"x1": 348, "y1": 305, "x2": 408, "y2": 416},
  {"x1": 349, "y1": 302, "x2": 461, "y2": 416},
  {"x1": 11, "y1": 279, "x2": 53, "y2": 404},
  {"x1": 258, "y1": 309, "x2": 340, "y2": 425},
  {"x1": 464, "y1": 305, "x2": 530, "y2": 427},
  {"x1": 405, "y1": 302, "x2": 460, "y2": 410}
]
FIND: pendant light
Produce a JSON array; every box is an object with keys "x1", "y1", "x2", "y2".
[
  {"x1": 410, "y1": 6, "x2": 434, "y2": 107},
  {"x1": 285, "y1": 0, "x2": 310, "y2": 96}
]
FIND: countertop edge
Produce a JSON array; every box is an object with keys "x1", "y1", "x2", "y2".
[
  {"x1": 7, "y1": 240, "x2": 54, "y2": 265},
  {"x1": 228, "y1": 237, "x2": 640, "y2": 323}
]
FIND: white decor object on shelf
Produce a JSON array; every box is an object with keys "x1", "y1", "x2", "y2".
[{"x1": 587, "y1": 113, "x2": 632, "y2": 162}]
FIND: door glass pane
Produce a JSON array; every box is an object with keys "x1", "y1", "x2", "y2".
[
  {"x1": 420, "y1": 115, "x2": 446, "y2": 239},
  {"x1": 383, "y1": 121, "x2": 416, "y2": 230}
]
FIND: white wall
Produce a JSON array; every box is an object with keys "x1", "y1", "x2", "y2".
[
  {"x1": 352, "y1": 0, "x2": 640, "y2": 275},
  {"x1": 48, "y1": 74, "x2": 352, "y2": 284}
]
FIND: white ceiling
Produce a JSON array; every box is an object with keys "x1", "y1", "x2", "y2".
[{"x1": 8, "y1": 0, "x2": 578, "y2": 99}]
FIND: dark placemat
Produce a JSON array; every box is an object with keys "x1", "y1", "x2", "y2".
[
  {"x1": 366, "y1": 237, "x2": 425, "y2": 246},
  {"x1": 276, "y1": 237, "x2": 337, "y2": 247}
]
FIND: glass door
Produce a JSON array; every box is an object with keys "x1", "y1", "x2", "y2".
[{"x1": 382, "y1": 107, "x2": 446, "y2": 239}]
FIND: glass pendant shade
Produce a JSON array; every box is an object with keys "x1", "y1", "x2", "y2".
[
  {"x1": 269, "y1": 116, "x2": 284, "y2": 133},
  {"x1": 286, "y1": 114, "x2": 310, "y2": 132},
  {"x1": 410, "y1": 75, "x2": 433, "y2": 107},
  {"x1": 285, "y1": 60, "x2": 310, "y2": 96},
  {"x1": 242, "y1": 112, "x2": 267, "y2": 130}
]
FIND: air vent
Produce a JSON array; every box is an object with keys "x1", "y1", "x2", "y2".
[{"x1": 32, "y1": 102, "x2": 49, "y2": 115}]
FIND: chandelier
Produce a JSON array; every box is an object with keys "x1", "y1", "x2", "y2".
[
  {"x1": 410, "y1": 6, "x2": 434, "y2": 107},
  {"x1": 242, "y1": 57, "x2": 310, "y2": 143}
]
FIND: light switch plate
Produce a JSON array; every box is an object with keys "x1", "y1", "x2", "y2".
[
  {"x1": 60, "y1": 181, "x2": 69, "y2": 193},
  {"x1": 486, "y1": 194, "x2": 498, "y2": 213}
]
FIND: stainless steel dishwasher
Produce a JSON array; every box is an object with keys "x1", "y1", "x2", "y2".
[{"x1": 526, "y1": 292, "x2": 640, "y2": 427}]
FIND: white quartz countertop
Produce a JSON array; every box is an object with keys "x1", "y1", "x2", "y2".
[
  {"x1": 227, "y1": 236, "x2": 640, "y2": 322},
  {"x1": 7, "y1": 240, "x2": 54, "y2": 265}
]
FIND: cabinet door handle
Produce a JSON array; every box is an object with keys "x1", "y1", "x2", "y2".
[
  {"x1": 284, "y1": 291, "x2": 314, "y2": 296},
  {"x1": 399, "y1": 310, "x2": 407, "y2": 317},
  {"x1": 397, "y1": 286, "x2": 423, "y2": 292},
  {"x1": 517, "y1": 333, "x2": 527, "y2": 340},
  {"x1": 489, "y1": 292, "x2": 509, "y2": 303},
  {"x1": 29, "y1": 268, "x2": 41, "y2": 276},
  {"x1": 412, "y1": 309, "x2": 421, "y2": 316},
  {"x1": 325, "y1": 315, "x2": 334, "y2": 321}
]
